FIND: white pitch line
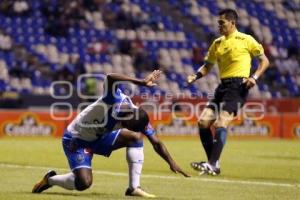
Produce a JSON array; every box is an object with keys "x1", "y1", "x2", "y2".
[{"x1": 0, "y1": 163, "x2": 299, "y2": 188}]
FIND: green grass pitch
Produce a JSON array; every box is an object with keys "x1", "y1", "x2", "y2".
[{"x1": 0, "y1": 136, "x2": 299, "y2": 200}]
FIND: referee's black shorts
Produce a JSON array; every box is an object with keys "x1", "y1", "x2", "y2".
[{"x1": 206, "y1": 77, "x2": 249, "y2": 116}]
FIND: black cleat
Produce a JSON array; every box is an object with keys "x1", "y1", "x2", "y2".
[{"x1": 32, "y1": 170, "x2": 57, "y2": 193}]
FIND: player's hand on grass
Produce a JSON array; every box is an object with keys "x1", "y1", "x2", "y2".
[
  {"x1": 143, "y1": 70, "x2": 162, "y2": 87},
  {"x1": 170, "y1": 162, "x2": 191, "y2": 177},
  {"x1": 243, "y1": 77, "x2": 256, "y2": 89},
  {"x1": 187, "y1": 74, "x2": 197, "y2": 84}
]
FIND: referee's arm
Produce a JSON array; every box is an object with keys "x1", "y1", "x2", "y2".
[
  {"x1": 251, "y1": 54, "x2": 270, "y2": 79},
  {"x1": 187, "y1": 62, "x2": 214, "y2": 84},
  {"x1": 244, "y1": 54, "x2": 270, "y2": 89}
]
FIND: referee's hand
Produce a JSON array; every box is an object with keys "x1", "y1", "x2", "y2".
[
  {"x1": 187, "y1": 74, "x2": 197, "y2": 84},
  {"x1": 243, "y1": 77, "x2": 256, "y2": 89}
]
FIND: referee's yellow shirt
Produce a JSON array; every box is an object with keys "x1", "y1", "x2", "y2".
[{"x1": 204, "y1": 30, "x2": 264, "y2": 79}]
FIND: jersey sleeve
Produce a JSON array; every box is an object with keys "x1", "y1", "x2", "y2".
[
  {"x1": 142, "y1": 123, "x2": 156, "y2": 136},
  {"x1": 247, "y1": 35, "x2": 264, "y2": 57},
  {"x1": 204, "y1": 40, "x2": 217, "y2": 64},
  {"x1": 102, "y1": 77, "x2": 122, "y2": 104}
]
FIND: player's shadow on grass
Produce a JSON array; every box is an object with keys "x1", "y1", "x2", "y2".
[
  {"x1": 31, "y1": 191, "x2": 123, "y2": 198},
  {"x1": 24, "y1": 191, "x2": 176, "y2": 199},
  {"x1": 42, "y1": 192, "x2": 117, "y2": 197},
  {"x1": 39, "y1": 192, "x2": 81, "y2": 196},
  {"x1": 13, "y1": 191, "x2": 78, "y2": 197}
]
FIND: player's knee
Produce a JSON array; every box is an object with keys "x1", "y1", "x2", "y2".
[
  {"x1": 128, "y1": 135, "x2": 144, "y2": 148},
  {"x1": 212, "y1": 120, "x2": 227, "y2": 129},
  {"x1": 75, "y1": 176, "x2": 93, "y2": 191},
  {"x1": 126, "y1": 147, "x2": 144, "y2": 163},
  {"x1": 213, "y1": 111, "x2": 234, "y2": 128},
  {"x1": 130, "y1": 133, "x2": 143, "y2": 144},
  {"x1": 198, "y1": 120, "x2": 211, "y2": 129}
]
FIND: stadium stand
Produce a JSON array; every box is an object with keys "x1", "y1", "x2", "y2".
[{"x1": 0, "y1": 0, "x2": 299, "y2": 103}]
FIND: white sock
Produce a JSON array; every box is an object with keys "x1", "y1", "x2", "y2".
[
  {"x1": 215, "y1": 160, "x2": 220, "y2": 168},
  {"x1": 126, "y1": 147, "x2": 144, "y2": 189},
  {"x1": 48, "y1": 172, "x2": 75, "y2": 190}
]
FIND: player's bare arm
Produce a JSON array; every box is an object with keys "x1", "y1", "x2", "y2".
[
  {"x1": 243, "y1": 54, "x2": 270, "y2": 89},
  {"x1": 107, "y1": 70, "x2": 162, "y2": 89},
  {"x1": 146, "y1": 134, "x2": 191, "y2": 177},
  {"x1": 187, "y1": 62, "x2": 214, "y2": 84}
]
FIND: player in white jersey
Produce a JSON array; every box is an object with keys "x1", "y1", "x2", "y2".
[{"x1": 32, "y1": 70, "x2": 190, "y2": 198}]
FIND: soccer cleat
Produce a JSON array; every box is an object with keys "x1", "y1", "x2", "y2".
[
  {"x1": 125, "y1": 187, "x2": 156, "y2": 198},
  {"x1": 205, "y1": 163, "x2": 221, "y2": 176},
  {"x1": 190, "y1": 162, "x2": 221, "y2": 176},
  {"x1": 32, "y1": 170, "x2": 57, "y2": 193},
  {"x1": 190, "y1": 161, "x2": 207, "y2": 175}
]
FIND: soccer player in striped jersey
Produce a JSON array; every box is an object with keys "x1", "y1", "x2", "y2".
[
  {"x1": 32, "y1": 70, "x2": 189, "y2": 197},
  {"x1": 32, "y1": 70, "x2": 189, "y2": 198}
]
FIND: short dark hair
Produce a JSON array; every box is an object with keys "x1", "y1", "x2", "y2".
[
  {"x1": 121, "y1": 108, "x2": 149, "y2": 132},
  {"x1": 219, "y1": 9, "x2": 238, "y2": 22}
]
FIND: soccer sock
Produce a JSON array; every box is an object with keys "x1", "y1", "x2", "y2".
[
  {"x1": 126, "y1": 147, "x2": 144, "y2": 189},
  {"x1": 199, "y1": 127, "x2": 214, "y2": 160},
  {"x1": 209, "y1": 127, "x2": 227, "y2": 166},
  {"x1": 48, "y1": 172, "x2": 75, "y2": 190}
]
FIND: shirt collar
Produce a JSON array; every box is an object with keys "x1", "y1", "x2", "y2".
[{"x1": 225, "y1": 30, "x2": 238, "y2": 39}]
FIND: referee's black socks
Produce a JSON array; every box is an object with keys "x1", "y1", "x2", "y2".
[
  {"x1": 198, "y1": 127, "x2": 213, "y2": 160},
  {"x1": 209, "y1": 127, "x2": 227, "y2": 166}
]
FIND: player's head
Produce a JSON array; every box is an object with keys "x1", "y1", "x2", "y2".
[
  {"x1": 121, "y1": 107, "x2": 149, "y2": 132},
  {"x1": 218, "y1": 9, "x2": 238, "y2": 36}
]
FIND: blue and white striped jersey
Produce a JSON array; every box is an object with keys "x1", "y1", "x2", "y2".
[{"x1": 67, "y1": 78, "x2": 155, "y2": 141}]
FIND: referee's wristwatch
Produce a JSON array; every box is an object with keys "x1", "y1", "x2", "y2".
[{"x1": 251, "y1": 74, "x2": 259, "y2": 81}]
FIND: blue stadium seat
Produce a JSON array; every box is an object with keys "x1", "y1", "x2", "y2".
[{"x1": 0, "y1": 0, "x2": 298, "y2": 97}]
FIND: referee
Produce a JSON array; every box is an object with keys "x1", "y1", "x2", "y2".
[{"x1": 187, "y1": 9, "x2": 269, "y2": 175}]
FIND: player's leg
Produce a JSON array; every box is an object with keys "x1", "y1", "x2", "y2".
[
  {"x1": 32, "y1": 162, "x2": 92, "y2": 193},
  {"x1": 199, "y1": 110, "x2": 233, "y2": 176},
  {"x1": 32, "y1": 170, "x2": 58, "y2": 193},
  {"x1": 44, "y1": 167, "x2": 92, "y2": 192},
  {"x1": 32, "y1": 133, "x2": 94, "y2": 193},
  {"x1": 72, "y1": 168, "x2": 92, "y2": 191},
  {"x1": 197, "y1": 85, "x2": 222, "y2": 161},
  {"x1": 112, "y1": 129, "x2": 155, "y2": 198},
  {"x1": 210, "y1": 110, "x2": 234, "y2": 167},
  {"x1": 112, "y1": 130, "x2": 144, "y2": 190},
  {"x1": 205, "y1": 79, "x2": 249, "y2": 175},
  {"x1": 191, "y1": 107, "x2": 216, "y2": 172},
  {"x1": 198, "y1": 107, "x2": 216, "y2": 160},
  {"x1": 192, "y1": 110, "x2": 233, "y2": 176},
  {"x1": 44, "y1": 154, "x2": 93, "y2": 192}
]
